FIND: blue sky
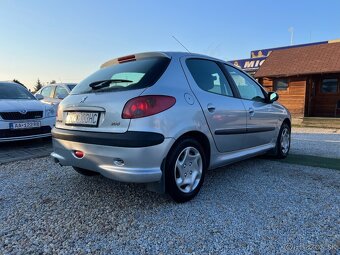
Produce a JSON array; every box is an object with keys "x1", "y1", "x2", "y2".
[{"x1": 1, "y1": 0, "x2": 340, "y2": 90}]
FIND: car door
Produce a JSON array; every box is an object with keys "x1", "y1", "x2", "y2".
[
  {"x1": 225, "y1": 65, "x2": 278, "y2": 147},
  {"x1": 183, "y1": 58, "x2": 247, "y2": 153}
]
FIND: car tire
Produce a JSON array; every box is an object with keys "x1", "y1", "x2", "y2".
[
  {"x1": 73, "y1": 167, "x2": 99, "y2": 176},
  {"x1": 273, "y1": 122, "x2": 291, "y2": 159},
  {"x1": 165, "y1": 138, "x2": 206, "y2": 203}
]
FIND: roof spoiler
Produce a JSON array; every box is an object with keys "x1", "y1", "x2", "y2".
[{"x1": 100, "y1": 52, "x2": 170, "y2": 69}]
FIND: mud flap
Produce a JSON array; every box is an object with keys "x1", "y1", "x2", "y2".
[{"x1": 146, "y1": 158, "x2": 166, "y2": 194}]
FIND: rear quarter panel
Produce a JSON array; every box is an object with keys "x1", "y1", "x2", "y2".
[{"x1": 128, "y1": 57, "x2": 217, "y2": 160}]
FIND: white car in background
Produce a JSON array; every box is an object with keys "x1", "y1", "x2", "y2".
[
  {"x1": 0, "y1": 81, "x2": 56, "y2": 142},
  {"x1": 35, "y1": 83, "x2": 77, "y2": 105}
]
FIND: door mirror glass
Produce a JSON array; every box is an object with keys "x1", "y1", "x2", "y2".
[
  {"x1": 268, "y1": 92, "x2": 279, "y2": 103},
  {"x1": 35, "y1": 94, "x2": 44, "y2": 100}
]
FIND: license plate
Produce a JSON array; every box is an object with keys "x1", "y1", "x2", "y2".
[
  {"x1": 65, "y1": 112, "x2": 99, "y2": 127},
  {"x1": 10, "y1": 121, "x2": 41, "y2": 130}
]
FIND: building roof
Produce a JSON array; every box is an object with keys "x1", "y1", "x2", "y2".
[{"x1": 255, "y1": 42, "x2": 340, "y2": 78}]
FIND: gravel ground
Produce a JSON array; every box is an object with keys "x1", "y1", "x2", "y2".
[
  {"x1": 1, "y1": 157, "x2": 339, "y2": 254},
  {"x1": 291, "y1": 127, "x2": 340, "y2": 159}
]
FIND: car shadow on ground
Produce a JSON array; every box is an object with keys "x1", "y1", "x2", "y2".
[
  {"x1": 0, "y1": 137, "x2": 52, "y2": 150},
  {"x1": 61, "y1": 157, "x2": 259, "y2": 206}
]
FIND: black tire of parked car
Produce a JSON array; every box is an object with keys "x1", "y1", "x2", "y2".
[
  {"x1": 73, "y1": 167, "x2": 99, "y2": 176},
  {"x1": 273, "y1": 122, "x2": 291, "y2": 159},
  {"x1": 165, "y1": 138, "x2": 206, "y2": 203}
]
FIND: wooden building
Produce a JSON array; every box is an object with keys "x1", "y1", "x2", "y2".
[{"x1": 254, "y1": 42, "x2": 340, "y2": 118}]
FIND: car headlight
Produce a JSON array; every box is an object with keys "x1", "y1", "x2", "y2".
[{"x1": 45, "y1": 106, "x2": 56, "y2": 117}]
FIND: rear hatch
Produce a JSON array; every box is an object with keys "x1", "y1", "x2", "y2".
[{"x1": 55, "y1": 53, "x2": 170, "y2": 133}]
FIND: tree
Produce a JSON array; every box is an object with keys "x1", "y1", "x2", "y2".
[
  {"x1": 13, "y1": 79, "x2": 27, "y2": 89},
  {"x1": 50, "y1": 80, "x2": 56, "y2": 84},
  {"x1": 34, "y1": 79, "x2": 43, "y2": 93}
]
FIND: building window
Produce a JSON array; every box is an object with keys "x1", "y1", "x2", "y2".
[
  {"x1": 274, "y1": 79, "x2": 288, "y2": 91},
  {"x1": 321, "y1": 78, "x2": 338, "y2": 93}
]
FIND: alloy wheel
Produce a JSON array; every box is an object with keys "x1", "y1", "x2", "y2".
[
  {"x1": 280, "y1": 127, "x2": 290, "y2": 154},
  {"x1": 174, "y1": 146, "x2": 203, "y2": 193}
]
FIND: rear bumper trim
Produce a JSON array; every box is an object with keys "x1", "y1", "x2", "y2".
[
  {"x1": 51, "y1": 151, "x2": 162, "y2": 183},
  {"x1": 52, "y1": 128, "x2": 165, "y2": 147}
]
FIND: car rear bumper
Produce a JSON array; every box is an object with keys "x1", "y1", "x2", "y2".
[{"x1": 51, "y1": 128, "x2": 175, "y2": 183}]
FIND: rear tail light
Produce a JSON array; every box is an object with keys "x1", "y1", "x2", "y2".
[{"x1": 122, "y1": 95, "x2": 176, "y2": 119}]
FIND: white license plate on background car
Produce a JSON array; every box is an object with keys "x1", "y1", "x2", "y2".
[
  {"x1": 10, "y1": 122, "x2": 41, "y2": 130},
  {"x1": 65, "y1": 112, "x2": 99, "y2": 126}
]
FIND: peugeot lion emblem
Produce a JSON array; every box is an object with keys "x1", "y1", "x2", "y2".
[
  {"x1": 80, "y1": 96, "x2": 88, "y2": 103},
  {"x1": 19, "y1": 109, "x2": 27, "y2": 114}
]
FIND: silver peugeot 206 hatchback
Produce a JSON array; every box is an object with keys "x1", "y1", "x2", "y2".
[{"x1": 51, "y1": 52, "x2": 291, "y2": 202}]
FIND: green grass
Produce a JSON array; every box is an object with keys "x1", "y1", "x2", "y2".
[{"x1": 273, "y1": 154, "x2": 340, "y2": 170}]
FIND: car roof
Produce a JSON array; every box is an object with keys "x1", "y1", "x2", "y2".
[
  {"x1": 100, "y1": 51, "x2": 231, "y2": 69},
  {"x1": 0, "y1": 81, "x2": 29, "y2": 89},
  {"x1": 0, "y1": 81, "x2": 19, "y2": 85},
  {"x1": 47, "y1": 83, "x2": 77, "y2": 86}
]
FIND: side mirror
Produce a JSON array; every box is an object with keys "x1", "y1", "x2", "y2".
[
  {"x1": 35, "y1": 94, "x2": 44, "y2": 100},
  {"x1": 268, "y1": 92, "x2": 279, "y2": 103}
]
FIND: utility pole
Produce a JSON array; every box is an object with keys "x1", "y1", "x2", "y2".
[{"x1": 288, "y1": 27, "x2": 294, "y2": 45}]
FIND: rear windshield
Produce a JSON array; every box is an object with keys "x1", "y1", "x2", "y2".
[
  {"x1": 71, "y1": 57, "x2": 170, "y2": 95},
  {"x1": 0, "y1": 83, "x2": 36, "y2": 100}
]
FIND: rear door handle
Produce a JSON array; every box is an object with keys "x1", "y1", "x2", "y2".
[
  {"x1": 207, "y1": 104, "x2": 216, "y2": 112},
  {"x1": 248, "y1": 107, "x2": 255, "y2": 116}
]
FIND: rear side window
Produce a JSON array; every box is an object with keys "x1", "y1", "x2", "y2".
[
  {"x1": 55, "y1": 86, "x2": 68, "y2": 98},
  {"x1": 40, "y1": 86, "x2": 53, "y2": 98},
  {"x1": 71, "y1": 57, "x2": 170, "y2": 95},
  {"x1": 67, "y1": 84, "x2": 76, "y2": 91},
  {"x1": 186, "y1": 59, "x2": 233, "y2": 97}
]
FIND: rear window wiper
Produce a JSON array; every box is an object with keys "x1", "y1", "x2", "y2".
[{"x1": 89, "y1": 79, "x2": 133, "y2": 90}]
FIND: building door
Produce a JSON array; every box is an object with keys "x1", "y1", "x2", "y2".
[
  {"x1": 306, "y1": 77, "x2": 317, "y2": 117},
  {"x1": 307, "y1": 75, "x2": 340, "y2": 117}
]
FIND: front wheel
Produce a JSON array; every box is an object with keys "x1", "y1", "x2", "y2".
[
  {"x1": 274, "y1": 122, "x2": 291, "y2": 159},
  {"x1": 165, "y1": 138, "x2": 206, "y2": 203}
]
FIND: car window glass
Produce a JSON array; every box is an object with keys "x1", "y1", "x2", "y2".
[
  {"x1": 226, "y1": 65, "x2": 266, "y2": 102},
  {"x1": 110, "y1": 72, "x2": 145, "y2": 87},
  {"x1": 55, "y1": 86, "x2": 68, "y2": 98},
  {"x1": 71, "y1": 57, "x2": 170, "y2": 95},
  {"x1": 67, "y1": 84, "x2": 76, "y2": 91},
  {"x1": 186, "y1": 59, "x2": 233, "y2": 97},
  {"x1": 0, "y1": 83, "x2": 35, "y2": 100},
  {"x1": 41, "y1": 86, "x2": 52, "y2": 97}
]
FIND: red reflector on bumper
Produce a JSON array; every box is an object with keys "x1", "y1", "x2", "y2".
[{"x1": 74, "y1": 150, "x2": 84, "y2": 158}]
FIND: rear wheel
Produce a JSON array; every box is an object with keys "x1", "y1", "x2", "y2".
[
  {"x1": 73, "y1": 167, "x2": 99, "y2": 176},
  {"x1": 273, "y1": 122, "x2": 291, "y2": 159},
  {"x1": 165, "y1": 138, "x2": 206, "y2": 203}
]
